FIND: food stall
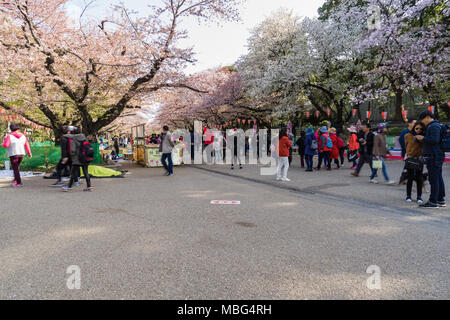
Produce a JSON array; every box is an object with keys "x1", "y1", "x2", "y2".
[{"x1": 132, "y1": 124, "x2": 184, "y2": 168}]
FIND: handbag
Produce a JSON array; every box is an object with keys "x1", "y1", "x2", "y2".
[
  {"x1": 372, "y1": 160, "x2": 383, "y2": 169},
  {"x1": 405, "y1": 158, "x2": 423, "y2": 170}
]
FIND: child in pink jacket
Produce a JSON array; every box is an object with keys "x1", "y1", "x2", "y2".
[{"x1": 2, "y1": 123, "x2": 32, "y2": 188}]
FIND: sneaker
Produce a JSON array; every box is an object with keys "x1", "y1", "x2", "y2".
[
  {"x1": 386, "y1": 180, "x2": 396, "y2": 185},
  {"x1": 83, "y1": 187, "x2": 94, "y2": 192},
  {"x1": 239, "y1": 165, "x2": 243, "y2": 169},
  {"x1": 406, "y1": 198, "x2": 412, "y2": 203},
  {"x1": 61, "y1": 186, "x2": 72, "y2": 192},
  {"x1": 370, "y1": 179, "x2": 378, "y2": 184},
  {"x1": 51, "y1": 181, "x2": 64, "y2": 187},
  {"x1": 351, "y1": 172, "x2": 359, "y2": 177},
  {"x1": 417, "y1": 199, "x2": 424, "y2": 205},
  {"x1": 73, "y1": 181, "x2": 81, "y2": 187},
  {"x1": 282, "y1": 178, "x2": 291, "y2": 182},
  {"x1": 168, "y1": 173, "x2": 173, "y2": 177},
  {"x1": 12, "y1": 183, "x2": 23, "y2": 188},
  {"x1": 61, "y1": 177, "x2": 70, "y2": 182},
  {"x1": 276, "y1": 177, "x2": 282, "y2": 181},
  {"x1": 419, "y1": 202, "x2": 439, "y2": 209},
  {"x1": 437, "y1": 201, "x2": 447, "y2": 208}
]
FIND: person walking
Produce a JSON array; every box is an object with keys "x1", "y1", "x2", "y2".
[
  {"x1": 304, "y1": 126, "x2": 317, "y2": 172},
  {"x1": 398, "y1": 119, "x2": 417, "y2": 185},
  {"x1": 415, "y1": 111, "x2": 446, "y2": 208},
  {"x1": 329, "y1": 128, "x2": 340, "y2": 169},
  {"x1": 337, "y1": 132, "x2": 345, "y2": 166},
  {"x1": 1, "y1": 123, "x2": 32, "y2": 188},
  {"x1": 296, "y1": 131, "x2": 306, "y2": 168},
  {"x1": 62, "y1": 128, "x2": 93, "y2": 192},
  {"x1": 352, "y1": 122, "x2": 374, "y2": 177},
  {"x1": 347, "y1": 126, "x2": 359, "y2": 169},
  {"x1": 370, "y1": 123, "x2": 395, "y2": 185},
  {"x1": 404, "y1": 122, "x2": 425, "y2": 204},
  {"x1": 276, "y1": 128, "x2": 292, "y2": 181},
  {"x1": 51, "y1": 126, "x2": 75, "y2": 187},
  {"x1": 160, "y1": 126, "x2": 175, "y2": 176},
  {"x1": 231, "y1": 129, "x2": 243, "y2": 170}
]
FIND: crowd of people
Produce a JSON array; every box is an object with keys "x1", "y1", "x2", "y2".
[
  {"x1": 1, "y1": 110, "x2": 448, "y2": 208},
  {"x1": 280, "y1": 110, "x2": 448, "y2": 209}
]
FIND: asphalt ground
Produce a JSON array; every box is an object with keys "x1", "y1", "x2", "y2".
[{"x1": 0, "y1": 159, "x2": 448, "y2": 299}]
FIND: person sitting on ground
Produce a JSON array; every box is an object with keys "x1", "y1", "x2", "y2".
[
  {"x1": 404, "y1": 122, "x2": 425, "y2": 204},
  {"x1": 1, "y1": 123, "x2": 32, "y2": 188}
]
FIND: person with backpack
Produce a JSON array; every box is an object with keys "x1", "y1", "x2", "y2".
[
  {"x1": 62, "y1": 128, "x2": 93, "y2": 192},
  {"x1": 347, "y1": 126, "x2": 359, "y2": 169},
  {"x1": 1, "y1": 123, "x2": 32, "y2": 188},
  {"x1": 316, "y1": 126, "x2": 332, "y2": 171},
  {"x1": 369, "y1": 123, "x2": 395, "y2": 185},
  {"x1": 404, "y1": 122, "x2": 425, "y2": 204},
  {"x1": 352, "y1": 122, "x2": 374, "y2": 177},
  {"x1": 296, "y1": 131, "x2": 306, "y2": 168},
  {"x1": 276, "y1": 128, "x2": 292, "y2": 181},
  {"x1": 304, "y1": 126, "x2": 317, "y2": 172},
  {"x1": 51, "y1": 126, "x2": 75, "y2": 187},
  {"x1": 415, "y1": 110, "x2": 446, "y2": 208},
  {"x1": 329, "y1": 128, "x2": 340, "y2": 169}
]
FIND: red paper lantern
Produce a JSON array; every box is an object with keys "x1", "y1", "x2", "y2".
[
  {"x1": 382, "y1": 112, "x2": 388, "y2": 122},
  {"x1": 315, "y1": 111, "x2": 320, "y2": 118},
  {"x1": 305, "y1": 111, "x2": 311, "y2": 119},
  {"x1": 428, "y1": 106, "x2": 435, "y2": 114},
  {"x1": 366, "y1": 111, "x2": 372, "y2": 119},
  {"x1": 352, "y1": 109, "x2": 357, "y2": 117},
  {"x1": 402, "y1": 110, "x2": 408, "y2": 121}
]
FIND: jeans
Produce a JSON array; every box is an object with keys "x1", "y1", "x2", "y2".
[
  {"x1": 356, "y1": 153, "x2": 373, "y2": 174},
  {"x1": 305, "y1": 155, "x2": 314, "y2": 170},
  {"x1": 277, "y1": 157, "x2": 289, "y2": 179},
  {"x1": 69, "y1": 165, "x2": 91, "y2": 188},
  {"x1": 370, "y1": 156, "x2": 390, "y2": 181},
  {"x1": 10, "y1": 155, "x2": 24, "y2": 185},
  {"x1": 161, "y1": 153, "x2": 173, "y2": 174},
  {"x1": 426, "y1": 157, "x2": 445, "y2": 204}
]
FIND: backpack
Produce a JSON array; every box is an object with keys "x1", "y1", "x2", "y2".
[
  {"x1": 310, "y1": 139, "x2": 318, "y2": 150},
  {"x1": 441, "y1": 124, "x2": 450, "y2": 153},
  {"x1": 326, "y1": 136, "x2": 333, "y2": 149},
  {"x1": 79, "y1": 140, "x2": 94, "y2": 163}
]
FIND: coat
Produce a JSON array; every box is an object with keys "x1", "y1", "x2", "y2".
[
  {"x1": 277, "y1": 136, "x2": 292, "y2": 157},
  {"x1": 329, "y1": 134, "x2": 340, "y2": 159},
  {"x1": 372, "y1": 133, "x2": 389, "y2": 157},
  {"x1": 304, "y1": 134, "x2": 317, "y2": 156},
  {"x1": 69, "y1": 134, "x2": 87, "y2": 166}
]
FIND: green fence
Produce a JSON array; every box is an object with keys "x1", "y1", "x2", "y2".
[{"x1": 0, "y1": 143, "x2": 101, "y2": 168}]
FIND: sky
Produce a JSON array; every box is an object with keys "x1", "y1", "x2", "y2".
[{"x1": 67, "y1": 0, "x2": 326, "y2": 74}]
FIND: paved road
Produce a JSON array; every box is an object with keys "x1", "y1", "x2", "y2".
[{"x1": 0, "y1": 161, "x2": 448, "y2": 299}]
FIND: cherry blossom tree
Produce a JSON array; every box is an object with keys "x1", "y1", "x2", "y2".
[{"x1": 0, "y1": 0, "x2": 242, "y2": 140}]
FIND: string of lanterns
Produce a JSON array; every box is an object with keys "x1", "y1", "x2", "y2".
[{"x1": 0, "y1": 107, "x2": 51, "y2": 131}]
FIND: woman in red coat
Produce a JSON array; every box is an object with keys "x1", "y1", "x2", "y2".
[{"x1": 329, "y1": 128, "x2": 340, "y2": 169}]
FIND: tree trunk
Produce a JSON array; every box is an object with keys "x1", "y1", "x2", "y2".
[{"x1": 394, "y1": 89, "x2": 404, "y2": 122}]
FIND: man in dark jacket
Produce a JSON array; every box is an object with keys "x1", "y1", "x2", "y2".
[
  {"x1": 51, "y1": 126, "x2": 74, "y2": 187},
  {"x1": 415, "y1": 110, "x2": 446, "y2": 208},
  {"x1": 352, "y1": 122, "x2": 374, "y2": 177}
]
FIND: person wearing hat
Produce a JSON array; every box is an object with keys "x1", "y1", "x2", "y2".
[
  {"x1": 415, "y1": 110, "x2": 446, "y2": 208},
  {"x1": 347, "y1": 126, "x2": 359, "y2": 169},
  {"x1": 328, "y1": 128, "x2": 340, "y2": 169},
  {"x1": 316, "y1": 126, "x2": 332, "y2": 171},
  {"x1": 304, "y1": 126, "x2": 317, "y2": 171},
  {"x1": 370, "y1": 123, "x2": 395, "y2": 185},
  {"x1": 51, "y1": 125, "x2": 76, "y2": 187}
]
